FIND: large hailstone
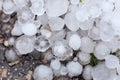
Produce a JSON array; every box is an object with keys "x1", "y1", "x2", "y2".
[
  {"x1": 52, "y1": 40, "x2": 73, "y2": 61},
  {"x1": 46, "y1": 0, "x2": 69, "y2": 17},
  {"x1": 35, "y1": 36, "x2": 50, "y2": 52},
  {"x1": 66, "y1": 61, "x2": 83, "y2": 77},
  {"x1": 65, "y1": 13, "x2": 80, "y2": 31},
  {"x1": 48, "y1": 17, "x2": 65, "y2": 31},
  {"x1": 80, "y1": 37, "x2": 95, "y2": 53},
  {"x1": 94, "y1": 42, "x2": 111, "y2": 60},
  {"x1": 91, "y1": 62, "x2": 117, "y2": 80},
  {"x1": 21, "y1": 22, "x2": 37, "y2": 36},
  {"x1": 2, "y1": 0, "x2": 16, "y2": 14},
  {"x1": 30, "y1": 0, "x2": 45, "y2": 16},
  {"x1": 33, "y1": 65, "x2": 53, "y2": 80},
  {"x1": 15, "y1": 35, "x2": 35, "y2": 55},
  {"x1": 68, "y1": 33, "x2": 81, "y2": 50},
  {"x1": 105, "y1": 55, "x2": 119, "y2": 69}
]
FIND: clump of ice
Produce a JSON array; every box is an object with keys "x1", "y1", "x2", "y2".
[{"x1": 33, "y1": 65, "x2": 53, "y2": 80}]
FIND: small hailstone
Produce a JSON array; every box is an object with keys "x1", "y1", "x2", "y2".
[
  {"x1": 2, "y1": 0, "x2": 16, "y2": 14},
  {"x1": 48, "y1": 17, "x2": 64, "y2": 31},
  {"x1": 35, "y1": 36, "x2": 50, "y2": 52},
  {"x1": 33, "y1": 65, "x2": 53, "y2": 80},
  {"x1": 15, "y1": 35, "x2": 35, "y2": 55},
  {"x1": 46, "y1": 0, "x2": 69, "y2": 17},
  {"x1": 50, "y1": 59, "x2": 61, "y2": 71},
  {"x1": 11, "y1": 21, "x2": 23, "y2": 36},
  {"x1": 82, "y1": 65, "x2": 93, "y2": 80},
  {"x1": 30, "y1": 0, "x2": 45, "y2": 16},
  {"x1": 5, "y1": 49, "x2": 18, "y2": 62},
  {"x1": 65, "y1": 13, "x2": 80, "y2": 31},
  {"x1": 8, "y1": 37, "x2": 15, "y2": 46},
  {"x1": 21, "y1": 22, "x2": 37, "y2": 36},
  {"x1": 79, "y1": 20, "x2": 93, "y2": 30},
  {"x1": 1, "y1": 13, "x2": 10, "y2": 23},
  {"x1": 66, "y1": 61, "x2": 83, "y2": 77},
  {"x1": 60, "y1": 65, "x2": 68, "y2": 76},
  {"x1": 40, "y1": 29, "x2": 51, "y2": 38},
  {"x1": 94, "y1": 42, "x2": 111, "y2": 60},
  {"x1": 76, "y1": 8, "x2": 90, "y2": 22},
  {"x1": 91, "y1": 62, "x2": 117, "y2": 80},
  {"x1": 98, "y1": 22, "x2": 115, "y2": 41},
  {"x1": 80, "y1": 37, "x2": 95, "y2": 53},
  {"x1": 68, "y1": 33, "x2": 81, "y2": 50},
  {"x1": 88, "y1": 27, "x2": 100, "y2": 40},
  {"x1": 52, "y1": 40, "x2": 73, "y2": 61},
  {"x1": 105, "y1": 55, "x2": 119, "y2": 69},
  {"x1": 77, "y1": 51, "x2": 90, "y2": 65},
  {"x1": 89, "y1": 5, "x2": 101, "y2": 19}
]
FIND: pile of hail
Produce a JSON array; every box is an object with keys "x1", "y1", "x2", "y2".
[{"x1": 1, "y1": 0, "x2": 120, "y2": 80}]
